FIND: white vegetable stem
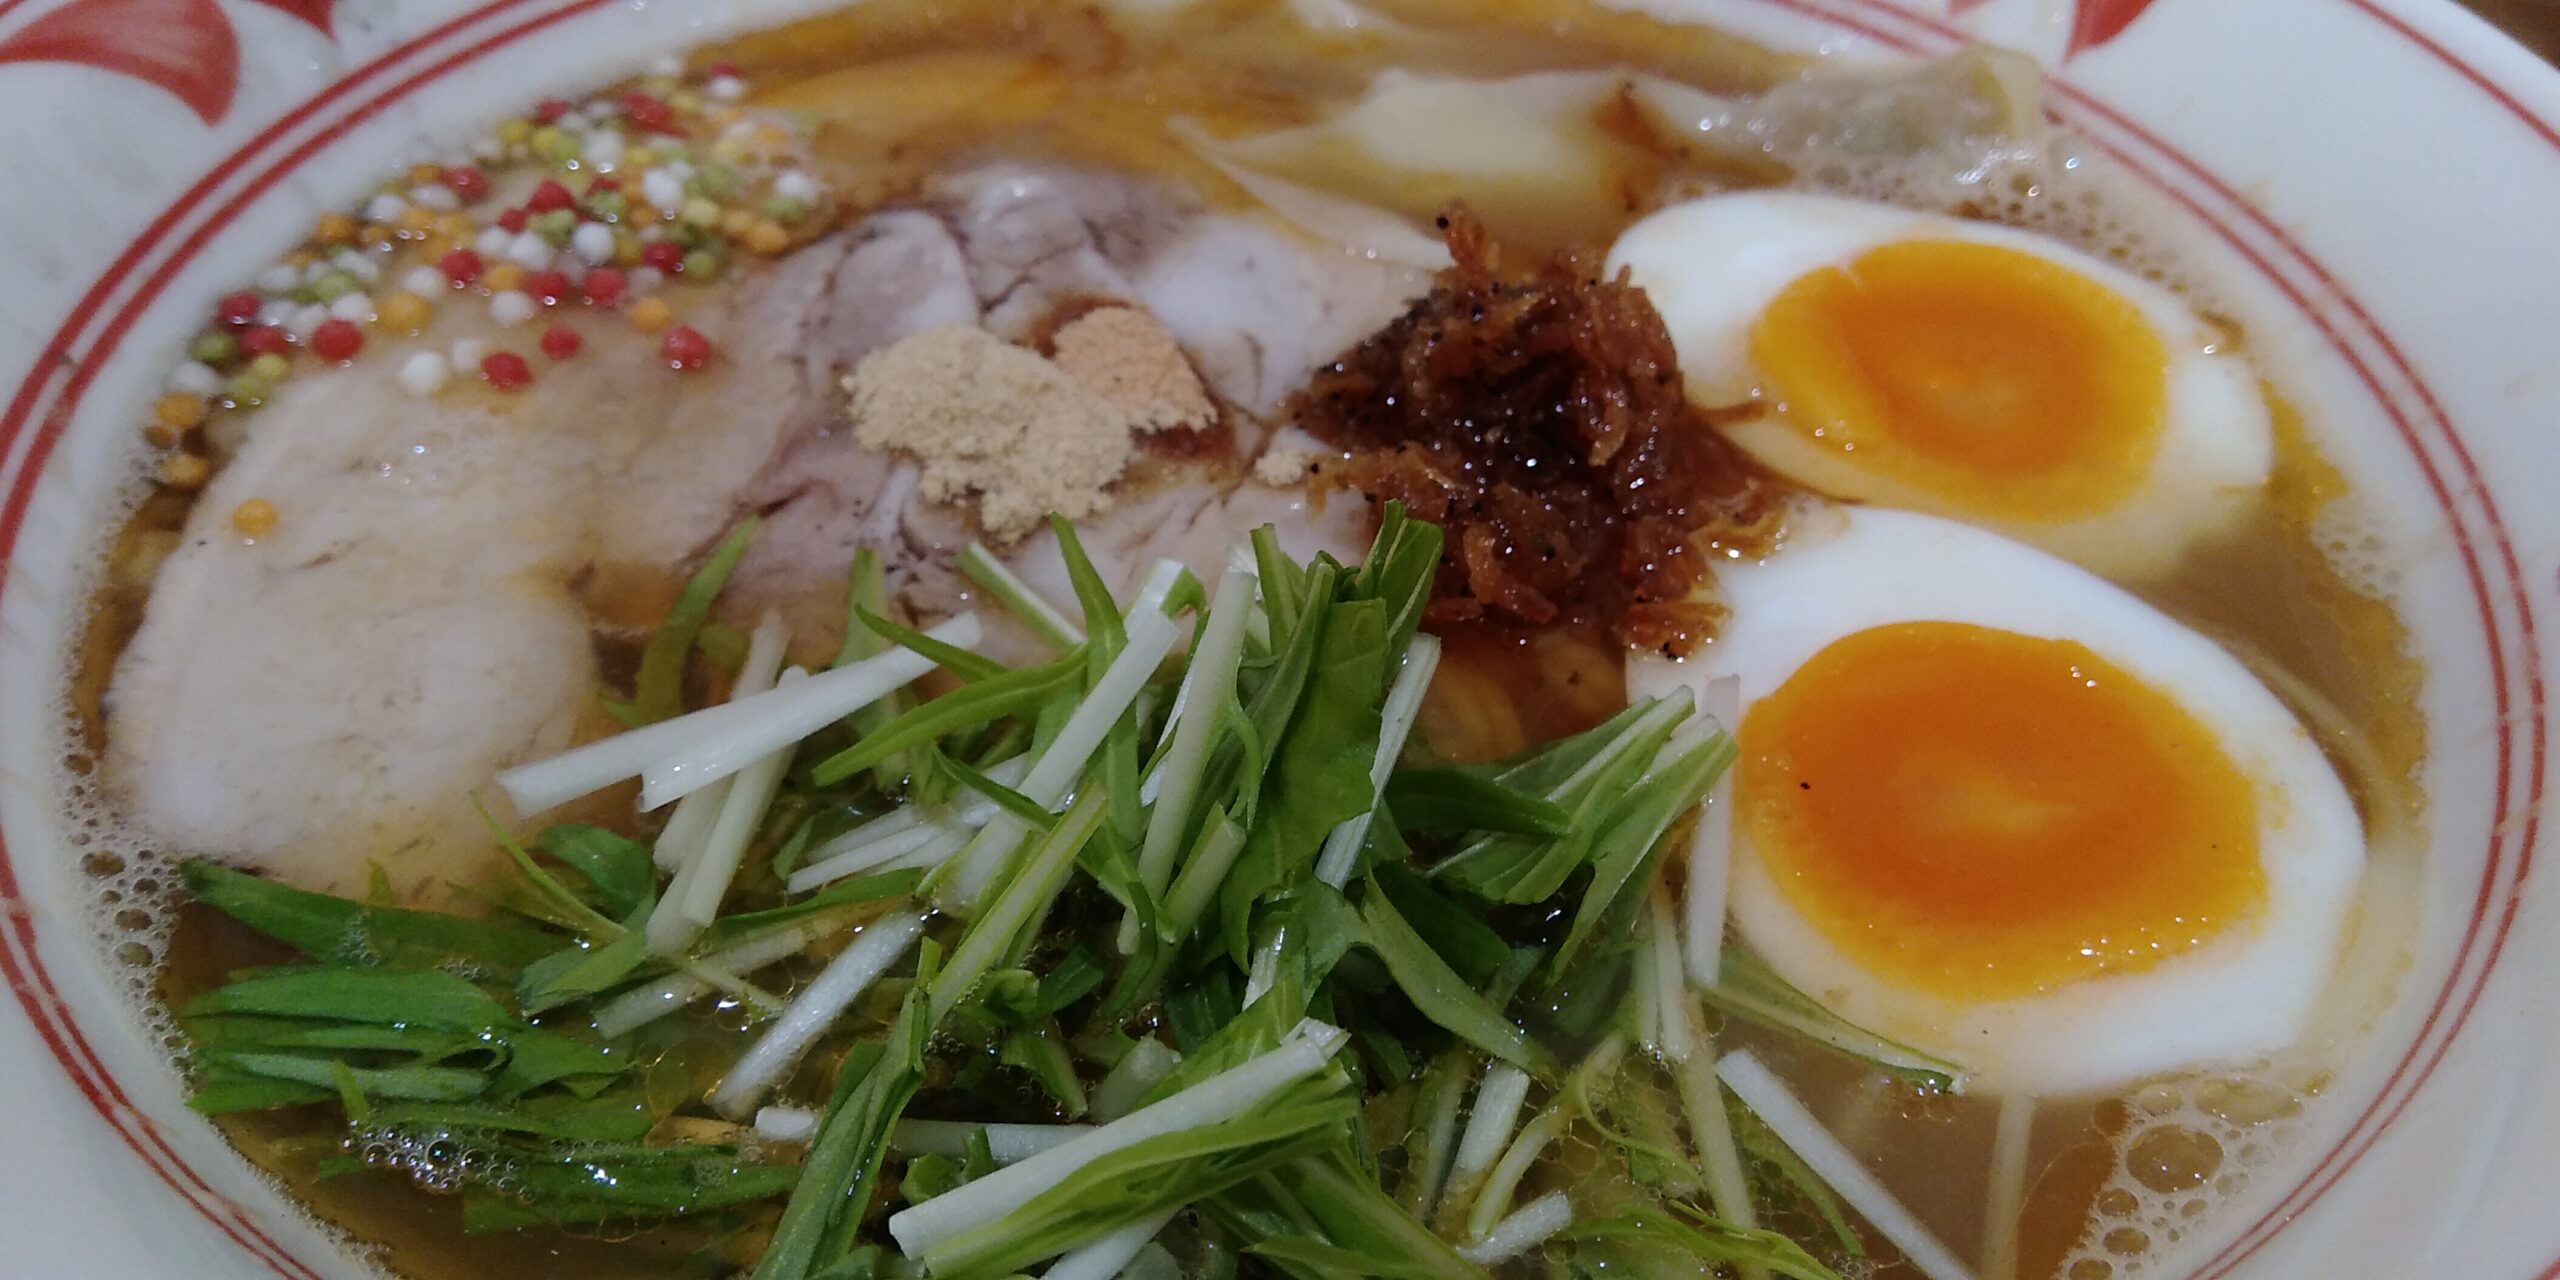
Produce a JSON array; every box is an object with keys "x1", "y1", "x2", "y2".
[
  {"x1": 1042, "y1": 1207, "x2": 1180, "y2": 1280},
  {"x1": 887, "y1": 1020, "x2": 1350, "y2": 1259},
  {"x1": 709, "y1": 911, "x2": 925, "y2": 1120},
  {"x1": 595, "y1": 915, "x2": 844, "y2": 1039},
  {"x1": 649, "y1": 665, "x2": 808, "y2": 955},
  {"x1": 1718, "y1": 1050, "x2": 1976, "y2": 1280},
  {"x1": 1983, "y1": 1094, "x2": 2035, "y2": 1280},
  {"x1": 650, "y1": 613, "x2": 792, "y2": 873},
  {"x1": 1090, "y1": 1037, "x2": 1182, "y2": 1122},
  {"x1": 1133, "y1": 562, "x2": 1257, "y2": 906},
  {"x1": 496, "y1": 614, "x2": 984, "y2": 816},
  {"x1": 642, "y1": 614, "x2": 986, "y2": 811},
  {"x1": 1459, "y1": 1190, "x2": 1574, "y2": 1264},
  {"x1": 1449, "y1": 1062, "x2": 1532, "y2": 1190},
  {"x1": 786, "y1": 755, "x2": 1028, "y2": 893},
  {"x1": 750, "y1": 1112, "x2": 1094, "y2": 1164},
  {"x1": 941, "y1": 611, "x2": 1180, "y2": 906},
  {"x1": 1314, "y1": 634, "x2": 1442, "y2": 888},
  {"x1": 1685, "y1": 674, "x2": 1741, "y2": 987},
  {"x1": 960, "y1": 540, "x2": 1083, "y2": 650},
  {"x1": 1648, "y1": 894, "x2": 1693, "y2": 1063}
]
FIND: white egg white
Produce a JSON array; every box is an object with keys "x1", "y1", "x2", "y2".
[
  {"x1": 1605, "y1": 192, "x2": 2273, "y2": 578},
  {"x1": 1632, "y1": 505, "x2": 2364, "y2": 1098}
]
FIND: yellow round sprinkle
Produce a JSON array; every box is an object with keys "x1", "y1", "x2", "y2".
[
  {"x1": 614, "y1": 234, "x2": 645, "y2": 267},
  {"x1": 153, "y1": 391, "x2": 208, "y2": 432},
  {"x1": 437, "y1": 211, "x2": 476, "y2": 240},
  {"x1": 248, "y1": 353, "x2": 291, "y2": 382},
  {"x1": 158, "y1": 453, "x2": 212, "y2": 490},
  {"x1": 313, "y1": 213, "x2": 358, "y2": 245},
  {"x1": 406, "y1": 162, "x2": 444, "y2": 186},
  {"x1": 377, "y1": 292, "x2": 433, "y2": 333},
  {"x1": 497, "y1": 118, "x2": 534, "y2": 146},
  {"x1": 625, "y1": 145, "x2": 659, "y2": 169},
  {"x1": 359, "y1": 222, "x2": 397, "y2": 249},
  {"x1": 484, "y1": 263, "x2": 527, "y2": 293},
  {"x1": 628, "y1": 297, "x2": 675, "y2": 333},
  {"x1": 680, "y1": 198, "x2": 722, "y2": 227},
  {"x1": 743, "y1": 220, "x2": 790, "y2": 256},
  {"x1": 231, "y1": 497, "x2": 279, "y2": 538},
  {"x1": 398, "y1": 207, "x2": 440, "y2": 236},
  {"x1": 670, "y1": 91, "x2": 705, "y2": 115},
  {"x1": 720, "y1": 208, "x2": 757, "y2": 237}
]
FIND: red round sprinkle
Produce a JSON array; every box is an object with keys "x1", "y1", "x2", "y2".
[
  {"x1": 705, "y1": 61, "x2": 740, "y2": 78},
  {"x1": 438, "y1": 248, "x2": 484, "y2": 286},
  {"x1": 533, "y1": 98, "x2": 572, "y2": 124},
  {"x1": 526, "y1": 179, "x2": 576, "y2": 214},
  {"x1": 309, "y1": 318, "x2": 363, "y2": 362},
  {"x1": 621, "y1": 92, "x2": 674, "y2": 134},
  {"x1": 442, "y1": 166, "x2": 490, "y2": 202},
  {"x1": 640, "y1": 241, "x2": 686, "y2": 273},
  {"x1": 581, "y1": 267, "x2": 628, "y2": 308},
  {"x1": 539, "y1": 325, "x2": 584, "y2": 360},
  {"x1": 524, "y1": 270, "x2": 571, "y2": 304},
  {"x1": 661, "y1": 325, "x2": 712, "y2": 371},
  {"x1": 217, "y1": 291, "x2": 263, "y2": 327},
  {"x1": 584, "y1": 176, "x2": 622, "y2": 196},
  {"x1": 481, "y1": 351, "x2": 533, "y2": 390},
  {"x1": 495, "y1": 207, "x2": 529, "y2": 234},
  {"x1": 237, "y1": 325, "x2": 291, "y2": 357}
]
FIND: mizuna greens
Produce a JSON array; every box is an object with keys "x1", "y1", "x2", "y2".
[{"x1": 173, "y1": 507, "x2": 1965, "y2": 1279}]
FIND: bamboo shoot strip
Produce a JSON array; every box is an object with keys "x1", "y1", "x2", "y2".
[
  {"x1": 710, "y1": 911, "x2": 926, "y2": 1120},
  {"x1": 1718, "y1": 1050, "x2": 1976, "y2": 1280},
  {"x1": 886, "y1": 1020, "x2": 1350, "y2": 1258},
  {"x1": 1686, "y1": 674, "x2": 1742, "y2": 986},
  {"x1": 1459, "y1": 1191, "x2": 1574, "y2": 1264},
  {"x1": 497, "y1": 614, "x2": 985, "y2": 815},
  {"x1": 1042, "y1": 1207, "x2": 1181, "y2": 1280},
  {"x1": 639, "y1": 614, "x2": 989, "y2": 810},
  {"x1": 1315, "y1": 634, "x2": 1443, "y2": 888}
]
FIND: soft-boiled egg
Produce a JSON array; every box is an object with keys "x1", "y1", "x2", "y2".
[
  {"x1": 1606, "y1": 192, "x2": 2272, "y2": 577},
  {"x1": 1632, "y1": 506, "x2": 2362, "y2": 1097}
]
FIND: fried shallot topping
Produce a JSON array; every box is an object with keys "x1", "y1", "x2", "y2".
[{"x1": 1287, "y1": 209, "x2": 1774, "y2": 655}]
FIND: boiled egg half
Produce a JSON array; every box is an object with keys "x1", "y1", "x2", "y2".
[
  {"x1": 1606, "y1": 192, "x2": 2272, "y2": 577},
  {"x1": 1632, "y1": 506, "x2": 2363, "y2": 1097}
]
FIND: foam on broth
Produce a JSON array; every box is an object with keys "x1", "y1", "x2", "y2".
[{"x1": 46, "y1": 1, "x2": 2425, "y2": 1276}]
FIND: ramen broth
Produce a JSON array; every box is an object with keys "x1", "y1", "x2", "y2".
[{"x1": 64, "y1": 2, "x2": 2424, "y2": 1278}]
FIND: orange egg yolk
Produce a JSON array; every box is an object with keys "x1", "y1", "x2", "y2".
[
  {"x1": 1736, "y1": 621, "x2": 2264, "y2": 1001},
  {"x1": 1747, "y1": 239, "x2": 2171, "y2": 522}
]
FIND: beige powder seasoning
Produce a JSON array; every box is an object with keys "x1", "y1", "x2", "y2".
[
  {"x1": 1048, "y1": 306, "x2": 1215, "y2": 432},
  {"x1": 846, "y1": 325, "x2": 1143, "y2": 541}
]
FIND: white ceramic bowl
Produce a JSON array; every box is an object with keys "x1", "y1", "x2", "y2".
[{"x1": 1, "y1": 0, "x2": 2555, "y2": 1276}]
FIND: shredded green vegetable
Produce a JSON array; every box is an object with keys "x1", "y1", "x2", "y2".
[{"x1": 167, "y1": 508, "x2": 1946, "y2": 1278}]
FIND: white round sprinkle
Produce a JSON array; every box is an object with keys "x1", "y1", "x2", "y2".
[
  {"x1": 450, "y1": 337, "x2": 487, "y2": 369},
  {"x1": 559, "y1": 107, "x2": 593, "y2": 132},
  {"x1": 396, "y1": 351, "x2": 451, "y2": 397},
  {"x1": 254, "y1": 264, "x2": 300, "y2": 293},
  {"x1": 408, "y1": 183, "x2": 461, "y2": 212},
  {"x1": 473, "y1": 226, "x2": 513, "y2": 257},
  {"x1": 401, "y1": 265, "x2": 447, "y2": 296},
  {"x1": 258, "y1": 298, "x2": 295, "y2": 327},
  {"x1": 570, "y1": 222, "x2": 617, "y2": 266},
  {"x1": 707, "y1": 75, "x2": 746, "y2": 102},
  {"x1": 585, "y1": 130, "x2": 626, "y2": 166},
  {"x1": 333, "y1": 249, "x2": 382, "y2": 285},
  {"x1": 488, "y1": 290, "x2": 538, "y2": 327},
  {"x1": 774, "y1": 169, "x2": 823, "y2": 204},
  {"x1": 168, "y1": 361, "x2": 224, "y2": 396},
  {"x1": 364, "y1": 193, "x2": 407, "y2": 222},
  {"x1": 328, "y1": 292, "x2": 373, "y2": 322},
  {"x1": 629, "y1": 266, "x2": 665, "y2": 294},
  {"x1": 471, "y1": 135, "x2": 506, "y2": 161},
  {"x1": 287, "y1": 304, "x2": 329, "y2": 340},
  {"x1": 641, "y1": 167, "x2": 685, "y2": 212},
  {"x1": 505, "y1": 231, "x2": 554, "y2": 268},
  {"x1": 649, "y1": 54, "x2": 684, "y2": 77},
  {"x1": 302, "y1": 258, "x2": 336, "y2": 284},
  {"x1": 665, "y1": 160, "x2": 695, "y2": 183}
]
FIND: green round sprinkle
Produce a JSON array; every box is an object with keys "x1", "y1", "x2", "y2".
[
  {"x1": 763, "y1": 195, "x2": 809, "y2": 225},
  {"x1": 309, "y1": 271, "x2": 359, "y2": 302},
  {"x1": 689, "y1": 165, "x2": 738, "y2": 200},
  {"x1": 225, "y1": 374, "x2": 272, "y2": 406},
  {"x1": 669, "y1": 221, "x2": 710, "y2": 249},
  {"x1": 189, "y1": 331, "x2": 240, "y2": 365},
  {"x1": 533, "y1": 127, "x2": 580, "y2": 162},
  {"x1": 534, "y1": 208, "x2": 580, "y2": 243},
  {"x1": 585, "y1": 191, "x2": 629, "y2": 221},
  {"x1": 680, "y1": 249, "x2": 721, "y2": 281}
]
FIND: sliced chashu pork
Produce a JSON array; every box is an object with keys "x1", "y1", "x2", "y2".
[{"x1": 105, "y1": 165, "x2": 1422, "y2": 899}]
